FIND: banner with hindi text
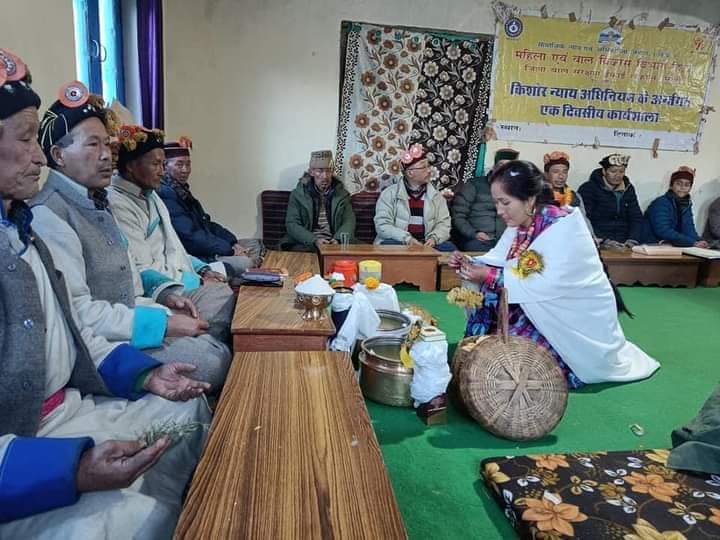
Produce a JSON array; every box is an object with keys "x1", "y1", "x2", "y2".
[{"x1": 490, "y1": 15, "x2": 716, "y2": 151}]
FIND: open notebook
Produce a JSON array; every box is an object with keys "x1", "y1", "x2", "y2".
[
  {"x1": 631, "y1": 244, "x2": 684, "y2": 256},
  {"x1": 682, "y1": 246, "x2": 720, "y2": 259}
]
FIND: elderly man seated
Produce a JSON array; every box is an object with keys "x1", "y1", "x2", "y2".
[
  {"x1": 31, "y1": 82, "x2": 231, "y2": 390},
  {"x1": 158, "y1": 137, "x2": 263, "y2": 279},
  {"x1": 704, "y1": 195, "x2": 720, "y2": 248},
  {"x1": 280, "y1": 150, "x2": 356, "y2": 251},
  {"x1": 374, "y1": 143, "x2": 453, "y2": 250},
  {"x1": 109, "y1": 125, "x2": 236, "y2": 345},
  {"x1": 0, "y1": 49, "x2": 209, "y2": 538},
  {"x1": 451, "y1": 148, "x2": 517, "y2": 251}
]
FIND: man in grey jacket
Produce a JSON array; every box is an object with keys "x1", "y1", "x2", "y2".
[
  {"x1": 703, "y1": 196, "x2": 720, "y2": 248},
  {"x1": 0, "y1": 49, "x2": 209, "y2": 537},
  {"x1": 31, "y1": 82, "x2": 231, "y2": 390},
  {"x1": 450, "y1": 148, "x2": 518, "y2": 251}
]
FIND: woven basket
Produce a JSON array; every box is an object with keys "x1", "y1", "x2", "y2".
[
  {"x1": 449, "y1": 336, "x2": 491, "y2": 414},
  {"x1": 456, "y1": 289, "x2": 568, "y2": 441}
]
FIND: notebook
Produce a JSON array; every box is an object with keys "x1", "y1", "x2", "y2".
[{"x1": 682, "y1": 247, "x2": 720, "y2": 259}]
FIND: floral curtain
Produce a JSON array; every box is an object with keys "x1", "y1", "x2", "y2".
[{"x1": 335, "y1": 23, "x2": 493, "y2": 194}]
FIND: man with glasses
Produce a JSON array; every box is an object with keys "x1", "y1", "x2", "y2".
[
  {"x1": 374, "y1": 143, "x2": 453, "y2": 251},
  {"x1": 280, "y1": 150, "x2": 356, "y2": 252}
]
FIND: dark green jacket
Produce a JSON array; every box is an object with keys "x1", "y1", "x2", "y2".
[
  {"x1": 669, "y1": 385, "x2": 720, "y2": 475},
  {"x1": 451, "y1": 175, "x2": 506, "y2": 241},
  {"x1": 281, "y1": 175, "x2": 356, "y2": 249}
]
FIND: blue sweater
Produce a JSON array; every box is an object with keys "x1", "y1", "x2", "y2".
[{"x1": 642, "y1": 191, "x2": 700, "y2": 247}]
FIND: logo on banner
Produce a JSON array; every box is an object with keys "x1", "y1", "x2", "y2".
[{"x1": 504, "y1": 17, "x2": 524, "y2": 39}]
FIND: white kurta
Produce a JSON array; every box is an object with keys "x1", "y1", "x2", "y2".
[
  {"x1": 0, "y1": 225, "x2": 210, "y2": 539},
  {"x1": 473, "y1": 208, "x2": 660, "y2": 384}
]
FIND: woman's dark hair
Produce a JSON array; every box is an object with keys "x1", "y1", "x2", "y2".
[{"x1": 489, "y1": 159, "x2": 556, "y2": 206}]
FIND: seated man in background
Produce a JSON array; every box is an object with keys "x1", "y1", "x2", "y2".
[
  {"x1": 109, "y1": 125, "x2": 236, "y2": 345},
  {"x1": 643, "y1": 166, "x2": 708, "y2": 248},
  {"x1": 578, "y1": 153, "x2": 643, "y2": 249},
  {"x1": 374, "y1": 143, "x2": 453, "y2": 251},
  {"x1": 451, "y1": 148, "x2": 516, "y2": 251},
  {"x1": 31, "y1": 83, "x2": 231, "y2": 390},
  {"x1": 543, "y1": 150, "x2": 594, "y2": 235},
  {"x1": 280, "y1": 150, "x2": 355, "y2": 251},
  {"x1": 158, "y1": 137, "x2": 264, "y2": 278},
  {"x1": 703, "y1": 195, "x2": 720, "y2": 248},
  {"x1": 0, "y1": 49, "x2": 209, "y2": 538}
]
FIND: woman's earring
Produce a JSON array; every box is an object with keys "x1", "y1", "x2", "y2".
[{"x1": 525, "y1": 206, "x2": 535, "y2": 216}]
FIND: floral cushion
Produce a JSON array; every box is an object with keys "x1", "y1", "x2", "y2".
[{"x1": 481, "y1": 449, "x2": 720, "y2": 539}]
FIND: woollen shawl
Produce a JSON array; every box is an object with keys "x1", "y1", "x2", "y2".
[{"x1": 472, "y1": 208, "x2": 660, "y2": 383}]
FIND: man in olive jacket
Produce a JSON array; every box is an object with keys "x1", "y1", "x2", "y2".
[
  {"x1": 280, "y1": 150, "x2": 356, "y2": 251},
  {"x1": 451, "y1": 148, "x2": 518, "y2": 251}
]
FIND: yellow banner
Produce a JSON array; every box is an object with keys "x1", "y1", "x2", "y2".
[{"x1": 491, "y1": 16, "x2": 715, "y2": 150}]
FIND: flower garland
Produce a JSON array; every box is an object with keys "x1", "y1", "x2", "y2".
[
  {"x1": 553, "y1": 188, "x2": 574, "y2": 207},
  {"x1": 446, "y1": 287, "x2": 484, "y2": 309}
]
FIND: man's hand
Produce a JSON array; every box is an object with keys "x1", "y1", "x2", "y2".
[
  {"x1": 694, "y1": 240, "x2": 710, "y2": 249},
  {"x1": 201, "y1": 270, "x2": 227, "y2": 283},
  {"x1": 76, "y1": 438, "x2": 170, "y2": 493},
  {"x1": 405, "y1": 237, "x2": 423, "y2": 247},
  {"x1": 166, "y1": 314, "x2": 209, "y2": 337},
  {"x1": 160, "y1": 293, "x2": 199, "y2": 318},
  {"x1": 475, "y1": 231, "x2": 491, "y2": 241},
  {"x1": 144, "y1": 363, "x2": 211, "y2": 400},
  {"x1": 624, "y1": 239, "x2": 640, "y2": 248},
  {"x1": 314, "y1": 239, "x2": 331, "y2": 249},
  {"x1": 232, "y1": 244, "x2": 249, "y2": 257},
  {"x1": 424, "y1": 238, "x2": 437, "y2": 248}
]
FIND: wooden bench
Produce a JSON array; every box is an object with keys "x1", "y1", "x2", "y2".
[
  {"x1": 174, "y1": 351, "x2": 406, "y2": 539},
  {"x1": 319, "y1": 243, "x2": 439, "y2": 291},
  {"x1": 437, "y1": 249, "x2": 702, "y2": 290},
  {"x1": 261, "y1": 189, "x2": 380, "y2": 248},
  {"x1": 231, "y1": 250, "x2": 334, "y2": 352}
]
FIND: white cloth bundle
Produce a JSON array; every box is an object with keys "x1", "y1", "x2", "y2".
[
  {"x1": 329, "y1": 291, "x2": 380, "y2": 352},
  {"x1": 409, "y1": 339, "x2": 451, "y2": 407}
]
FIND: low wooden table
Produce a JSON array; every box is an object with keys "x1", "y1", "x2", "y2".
[
  {"x1": 697, "y1": 258, "x2": 720, "y2": 287},
  {"x1": 601, "y1": 249, "x2": 700, "y2": 287},
  {"x1": 175, "y1": 351, "x2": 406, "y2": 539},
  {"x1": 231, "y1": 251, "x2": 333, "y2": 352},
  {"x1": 319, "y1": 244, "x2": 438, "y2": 291}
]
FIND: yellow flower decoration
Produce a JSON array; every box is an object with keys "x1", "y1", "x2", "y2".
[
  {"x1": 646, "y1": 449, "x2": 670, "y2": 466},
  {"x1": 447, "y1": 287, "x2": 484, "y2": 308},
  {"x1": 364, "y1": 276, "x2": 380, "y2": 290},
  {"x1": 512, "y1": 249, "x2": 544, "y2": 279},
  {"x1": 624, "y1": 518, "x2": 687, "y2": 540}
]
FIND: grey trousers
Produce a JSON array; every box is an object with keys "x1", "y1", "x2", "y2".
[
  {"x1": 216, "y1": 254, "x2": 254, "y2": 278},
  {"x1": 184, "y1": 282, "x2": 236, "y2": 345},
  {"x1": 148, "y1": 334, "x2": 231, "y2": 391}
]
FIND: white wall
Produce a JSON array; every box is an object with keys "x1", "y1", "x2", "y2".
[
  {"x1": 165, "y1": 0, "x2": 720, "y2": 237},
  {"x1": 1, "y1": 0, "x2": 76, "y2": 115}
]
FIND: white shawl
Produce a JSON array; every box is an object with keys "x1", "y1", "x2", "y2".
[{"x1": 473, "y1": 208, "x2": 659, "y2": 384}]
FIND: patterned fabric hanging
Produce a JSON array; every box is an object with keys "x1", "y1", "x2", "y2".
[
  {"x1": 336, "y1": 23, "x2": 493, "y2": 195},
  {"x1": 336, "y1": 24, "x2": 426, "y2": 194},
  {"x1": 409, "y1": 36, "x2": 493, "y2": 192}
]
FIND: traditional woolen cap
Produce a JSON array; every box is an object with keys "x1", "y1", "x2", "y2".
[
  {"x1": 670, "y1": 165, "x2": 695, "y2": 184},
  {"x1": 400, "y1": 143, "x2": 425, "y2": 169},
  {"x1": 38, "y1": 81, "x2": 115, "y2": 167},
  {"x1": 599, "y1": 153, "x2": 630, "y2": 169},
  {"x1": 309, "y1": 150, "x2": 333, "y2": 169},
  {"x1": 117, "y1": 124, "x2": 165, "y2": 170},
  {"x1": 494, "y1": 148, "x2": 519, "y2": 164},
  {"x1": 164, "y1": 136, "x2": 192, "y2": 159},
  {"x1": 543, "y1": 151, "x2": 570, "y2": 172},
  {"x1": 0, "y1": 49, "x2": 41, "y2": 121}
]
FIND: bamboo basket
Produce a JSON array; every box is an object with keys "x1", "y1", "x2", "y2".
[{"x1": 455, "y1": 289, "x2": 568, "y2": 441}]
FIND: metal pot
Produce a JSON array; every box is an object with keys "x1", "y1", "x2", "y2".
[
  {"x1": 296, "y1": 293, "x2": 333, "y2": 321},
  {"x1": 374, "y1": 309, "x2": 412, "y2": 338},
  {"x1": 359, "y1": 336, "x2": 413, "y2": 407}
]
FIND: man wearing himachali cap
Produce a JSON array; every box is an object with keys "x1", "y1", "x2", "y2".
[
  {"x1": 0, "y1": 49, "x2": 209, "y2": 537},
  {"x1": 30, "y1": 81, "x2": 232, "y2": 391}
]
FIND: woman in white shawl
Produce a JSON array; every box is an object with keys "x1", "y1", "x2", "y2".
[{"x1": 449, "y1": 160, "x2": 659, "y2": 388}]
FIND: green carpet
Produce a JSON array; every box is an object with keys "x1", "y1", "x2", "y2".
[{"x1": 367, "y1": 287, "x2": 720, "y2": 540}]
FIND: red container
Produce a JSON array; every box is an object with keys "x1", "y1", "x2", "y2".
[{"x1": 333, "y1": 260, "x2": 358, "y2": 286}]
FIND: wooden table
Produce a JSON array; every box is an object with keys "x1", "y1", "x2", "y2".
[
  {"x1": 175, "y1": 351, "x2": 406, "y2": 539},
  {"x1": 319, "y1": 244, "x2": 439, "y2": 291},
  {"x1": 601, "y1": 249, "x2": 700, "y2": 287},
  {"x1": 231, "y1": 251, "x2": 334, "y2": 352},
  {"x1": 697, "y1": 258, "x2": 720, "y2": 287}
]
